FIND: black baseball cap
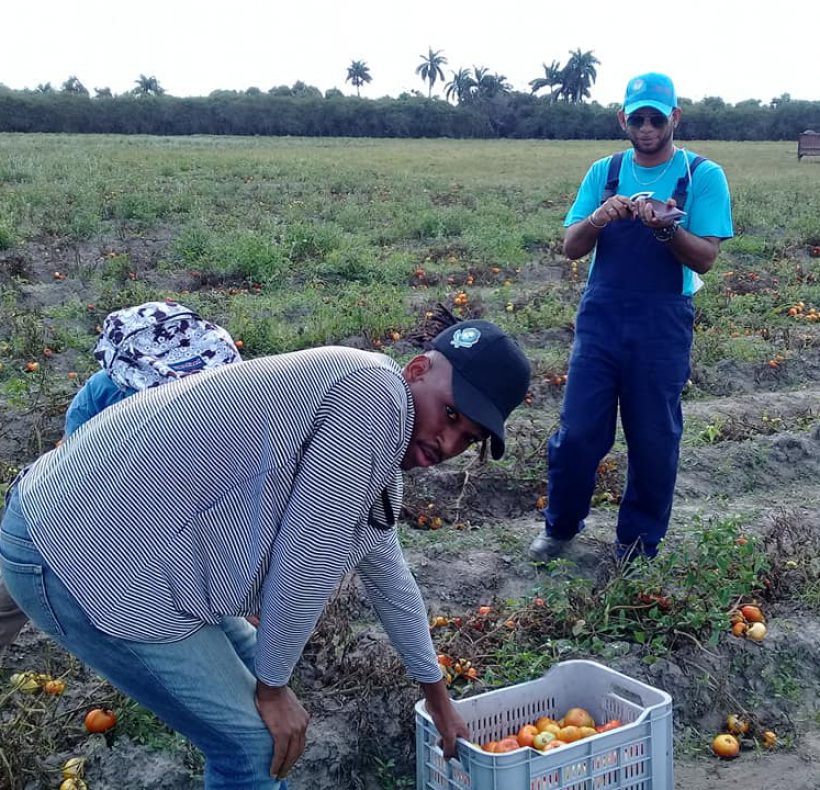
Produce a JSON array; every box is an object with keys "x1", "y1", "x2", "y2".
[{"x1": 432, "y1": 320, "x2": 531, "y2": 459}]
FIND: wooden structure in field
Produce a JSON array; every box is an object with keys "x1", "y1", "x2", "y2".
[{"x1": 798, "y1": 130, "x2": 820, "y2": 160}]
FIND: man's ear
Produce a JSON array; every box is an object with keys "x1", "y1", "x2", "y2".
[
  {"x1": 403, "y1": 354, "x2": 432, "y2": 383},
  {"x1": 617, "y1": 109, "x2": 627, "y2": 131},
  {"x1": 671, "y1": 107, "x2": 682, "y2": 129}
]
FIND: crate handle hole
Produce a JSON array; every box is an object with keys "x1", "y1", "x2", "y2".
[{"x1": 609, "y1": 683, "x2": 644, "y2": 708}]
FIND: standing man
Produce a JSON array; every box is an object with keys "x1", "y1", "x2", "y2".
[
  {"x1": 1, "y1": 319, "x2": 530, "y2": 788},
  {"x1": 530, "y1": 72, "x2": 733, "y2": 562}
]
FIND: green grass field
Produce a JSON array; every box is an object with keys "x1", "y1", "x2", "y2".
[
  {"x1": 1, "y1": 135, "x2": 818, "y2": 387},
  {"x1": 1, "y1": 134, "x2": 820, "y2": 789}
]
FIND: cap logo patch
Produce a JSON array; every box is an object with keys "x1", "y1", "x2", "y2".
[
  {"x1": 631, "y1": 79, "x2": 645, "y2": 92},
  {"x1": 450, "y1": 327, "x2": 481, "y2": 349}
]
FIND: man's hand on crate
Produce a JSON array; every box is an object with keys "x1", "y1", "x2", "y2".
[{"x1": 421, "y1": 679, "x2": 471, "y2": 758}]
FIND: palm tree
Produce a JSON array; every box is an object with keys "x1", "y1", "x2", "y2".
[
  {"x1": 472, "y1": 67, "x2": 511, "y2": 100},
  {"x1": 529, "y1": 60, "x2": 564, "y2": 103},
  {"x1": 60, "y1": 76, "x2": 88, "y2": 95},
  {"x1": 483, "y1": 72, "x2": 512, "y2": 99},
  {"x1": 415, "y1": 47, "x2": 447, "y2": 98},
  {"x1": 133, "y1": 74, "x2": 165, "y2": 97},
  {"x1": 444, "y1": 68, "x2": 475, "y2": 104},
  {"x1": 559, "y1": 49, "x2": 599, "y2": 104},
  {"x1": 345, "y1": 60, "x2": 372, "y2": 97}
]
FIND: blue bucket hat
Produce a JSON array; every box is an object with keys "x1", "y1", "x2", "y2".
[
  {"x1": 432, "y1": 320, "x2": 531, "y2": 459},
  {"x1": 623, "y1": 73, "x2": 677, "y2": 117}
]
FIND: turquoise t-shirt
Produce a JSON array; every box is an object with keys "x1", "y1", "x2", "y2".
[{"x1": 564, "y1": 147, "x2": 734, "y2": 295}]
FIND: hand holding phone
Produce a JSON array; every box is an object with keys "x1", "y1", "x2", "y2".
[
  {"x1": 630, "y1": 192, "x2": 685, "y2": 222},
  {"x1": 646, "y1": 198, "x2": 686, "y2": 222}
]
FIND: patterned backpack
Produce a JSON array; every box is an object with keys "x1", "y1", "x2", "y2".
[{"x1": 93, "y1": 300, "x2": 241, "y2": 391}]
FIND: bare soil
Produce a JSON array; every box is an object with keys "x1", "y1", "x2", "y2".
[{"x1": 2, "y1": 234, "x2": 820, "y2": 790}]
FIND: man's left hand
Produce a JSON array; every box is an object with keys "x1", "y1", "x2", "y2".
[{"x1": 633, "y1": 197, "x2": 680, "y2": 228}]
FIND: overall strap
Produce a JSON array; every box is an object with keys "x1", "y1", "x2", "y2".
[
  {"x1": 601, "y1": 151, "x2": 625, "y2": 203},
  {"x1": 671, "y1": 155, "x2": 706, "y2": 208}
]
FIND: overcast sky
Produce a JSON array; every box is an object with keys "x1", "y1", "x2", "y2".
[{"x1": 2, "y1": 0, "x2": 817, "y2": 106}]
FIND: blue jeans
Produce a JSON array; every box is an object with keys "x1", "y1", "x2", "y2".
[
  {"x1": 0, "y1": 485, "x2": 285, "y2": 789},
  {"x1": 64, "y1": 370, "x2": 135, "y2": 436}
]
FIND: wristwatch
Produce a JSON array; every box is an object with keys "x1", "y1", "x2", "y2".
[{"x1": 652, "y1": 223, "x2": 680, "y2": 243}]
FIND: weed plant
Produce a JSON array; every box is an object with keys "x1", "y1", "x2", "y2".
[{"x1": 433, "y1": 517, "x2": 768, "y2": 690}]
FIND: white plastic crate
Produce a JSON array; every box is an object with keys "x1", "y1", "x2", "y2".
[{"x1": 416, "y1": 659, "x2": 673, "y2": 790}]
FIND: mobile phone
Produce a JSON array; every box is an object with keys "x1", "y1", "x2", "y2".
[
  {"x1": 630, "y1": 193, "x2": 685, "y2": 222},
  {"x1": 648, "y1": 199, "x2": 686, "y2": 221}
]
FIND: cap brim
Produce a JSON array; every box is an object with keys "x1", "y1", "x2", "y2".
[
  {"x1": 624, "y1": 100, "x2": 674, "y2": 117},
  {"x1": 450, "y1": 369, "x2": 506, "y2": 460}
]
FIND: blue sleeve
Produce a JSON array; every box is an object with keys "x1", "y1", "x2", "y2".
[
  {"x1": 564, "y1": 157, "x2": 612, "y2": 227},
  {"x1": 685, "y1": 160, "x2": 733, "y2": 240},
  {"x1": 64, "y1": 371, "x2": 135, "y2": 436}
]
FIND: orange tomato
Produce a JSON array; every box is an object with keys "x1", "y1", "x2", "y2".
[
  {"x1": 517, "y1": 724, "x2": 538, "y2": 748},
  {"x1": 557, "y1": 725, "x2": 582, "y2": 743},
  {"x1": 595, "y1": 719, "x2": 622, "y2": 733},
  {"x1": 44, "y1": 679, "x2": 66, "y2": 695},
  {"x1": 534, "y1": 715, "x2": 558, "y2": 732},
  {"x1": 495, "y1": 737, "x2": 521, "y2": 753},
  {"x1": 726, "y1": 715, "x2": 750, "y2": 736},
  {"x1": 712, "y1": 733, "x2": 740, "y2": 759},
  {"x1": 478, "y1": 606, "x2": 492, "y2": 616},
  {"x1": 561, "y1": 707, "x2": 595, "y2": 728},
  {"x1": 740, "y1": 605, "x2": 764, "y2": 623},
  {"x1": 731, "y1": 621, "x2": 748, "y2": 637},
  {"x1": 84, "y1": 708, "x2": 117, "y2": 734},
  {"x1": 482, "y1": 741, "x2": 499, "y2": 753}
]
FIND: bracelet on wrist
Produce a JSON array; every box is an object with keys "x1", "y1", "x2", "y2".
[
  {"x1": 587, "y1": 211, "x2": 607, "y2": 229},
  {"x1": 652, "y1": 223, "x2": 680, "y2": 243}
]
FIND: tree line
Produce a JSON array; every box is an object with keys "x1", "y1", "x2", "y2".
[
  {"x1": 1, "y1": 88, "x2": 817, "y2": 140},
  {"x1": 1, "y1": 48, "x2": 817, "y2": 140}
]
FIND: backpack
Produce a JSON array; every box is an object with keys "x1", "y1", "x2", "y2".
[{"x1": 93, "y1": 301, "x2": 242, "y2": 391}]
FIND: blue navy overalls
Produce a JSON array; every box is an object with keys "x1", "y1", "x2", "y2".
[{"x1": 545, "y1": 153, "x2": 704, "y2": 557}]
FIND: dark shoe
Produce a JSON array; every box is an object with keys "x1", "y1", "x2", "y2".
[{"x1": 529, "y1": 533, "x2": 573, "y2": 562}]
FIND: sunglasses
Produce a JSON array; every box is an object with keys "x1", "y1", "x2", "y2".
[{"x1": 626, "y1": 113, "x2": 669, "y2": 129}]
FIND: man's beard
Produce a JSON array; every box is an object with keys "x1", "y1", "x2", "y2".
[{"x1": 630, "y1": 124, "x2": 675, "y2": 156}]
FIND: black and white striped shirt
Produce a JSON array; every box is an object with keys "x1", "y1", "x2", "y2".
[{"x1": 19, "y1": 347, "x2": 443, "y2": 686}]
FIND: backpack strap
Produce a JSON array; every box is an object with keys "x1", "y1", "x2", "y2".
[
  {"x1": 671, "y1": 154, "x2": 706, "y2": 209},
  {"x1": 601, "y1": 151, "x2": 625, "y2": 203}
]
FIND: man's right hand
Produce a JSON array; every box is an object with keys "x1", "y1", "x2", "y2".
[
  {"x1": 594, "y1": 194, "x2": 633, "y2": 226},
  {"x1": 255, "y1": 682, "x2": 310, "y2": 779}
]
